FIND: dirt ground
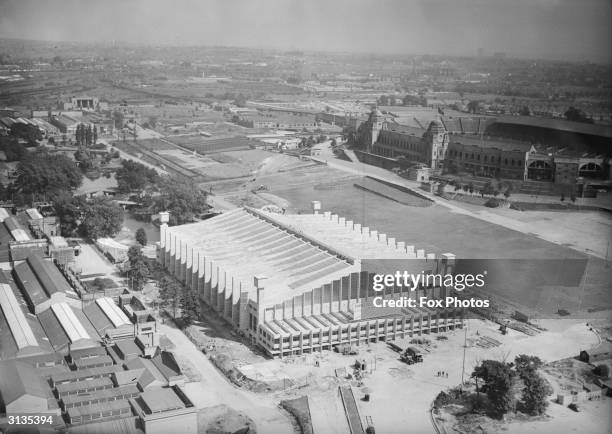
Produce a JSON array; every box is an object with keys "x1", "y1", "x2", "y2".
[
  {"x1": 230, "y1": 318, "x2": 600, "y2": 434},
  {"x1": 197, "y1": 404, "x2": 256, "y2": 434}
]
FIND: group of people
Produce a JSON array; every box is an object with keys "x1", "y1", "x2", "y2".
[{"x1": 437, "y1": 370, "x2": 448, "y2": 378}]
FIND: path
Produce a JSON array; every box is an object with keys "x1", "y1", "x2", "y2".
[
  {"x1": 309, "y1": 390, "x2": 352, "y2": 434},
  {"x1": 160, "y1": 323, "x2": 295, "y2": 434},
  {"x1": 99, "y1": 139, "x2": 169, "y2": 176}
]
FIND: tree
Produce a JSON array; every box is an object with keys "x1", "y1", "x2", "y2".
[
  {"x1": 135, "y1": 228, "x2": 147, "y2": 246},
  {"x1": 472, "y1": 360, "x2": 516, "y2": 418},
  {"x1": 86, "y1": 124, "x2": 93, "y2": 147},
  {"x1": 233, "y1": 94, "x2": 247, "y2": 107},
  {"x1": 153, "y1": 176, "x2": 209, "y2": 225},
  {"x1": 521, "y1": 371, "x2": 550, "y2": 415},
  {"x1": 52, "y1": 192, "x2": 88, "y2": 236},
  {"x1": 468, "y1": 182, "x2": 474, "y2": 195},
  {"x1": 378, "y1": 95, "x2": 389, "y2": 106},
  {"x1": 514, "y1": 355, "x2": 543, "y2": 377},
  {"x1": 116, "y1": 160, "x2": 158, "y2": 193},
  {"x1": 10, "y1": 123, "x2": 42, "y2": 145},
  {"x1": 467, "y1": 100, "x2": 480, "y2": 114},
  {"x1": 127, "y1": 245, "x2": 142, "y2": 266},
  {"x1": 0, "y1": 136, "x2": 27, "y2": 161},
  {"x1": 16, "y1": 149, "x2": 83, "y2": 196},
  {"x1": 564, "y1": 106, "x2": 593, "y2": 123},
  {"x1": 130, "y1": 259, "x2": 149, "y2": 291},
  {"x1": 519, "y1": 106, "x2": 531, "y2": 116},
  {"x1": 74, "y1": 149, "x2": 95, "y2": 171},
  {"x1": 79, "y1": 198, "x2": 124, "y2": 239},
  {"x1": 158, "y1": 276, "x2": 181, "y2": 318},
  {"x1": 112, "y1": 111, "x2": 124, "y2": 129},
  {"x1": 594, "y1": 364, "x2": 610, "y2": 378},
  {"x1": 331, "y1": 138, "x2": 337, "y2": 147},
  {"x1": 180, "y1": 287, "x2": 199, "y2": 326}
]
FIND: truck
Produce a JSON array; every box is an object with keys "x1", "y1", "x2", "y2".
[
  {"x1": 334, "y1": 343, "x2": 358, "y2": 355},
  {"x1": 400, "y1": 347, "x2": 423, "y2": 365}
]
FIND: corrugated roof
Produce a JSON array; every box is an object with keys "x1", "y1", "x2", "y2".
[
  {"x1": 70, "y1": 346, "x2": 108, "y2": 361},
  {"x1": 66, "y1": 399, "x2": 131, "y2": 419},
  {"x1": 56, "y1": 377, "x2": 113, "y2": 394},
  {"x1": 51, "y1": 365, "x2": 121, "y2": 385},
  {"x1": 0, "y1": 360, "x2": 50, "y2": 405},
  {"x1": 51, "y1": 303, "x2": 91, "y2": 343},
  {"x1": 26, "y1": 208, "x2": 43, "y2": 220},
  {"x1": 14, "y1": 260, "x2": 48, "y2": 306},
  {"x1": 96, "y1": 297, "x2": 131, "y2": 328},
  {"x1": 28, "y1": 254, "x2": 72, "y2": 296},
  {"x1": 83, "y1": 302, "x2": 113, "y2": 334},
  {"x1": 38, "y1": 307, "x2": 70, "y2": 350},
  {"x1": 0, "y1": 207, "x2": 10, "y2": 222},
  {"x1": 0, "y1": 283, "x2": 38, "y2": 349}
]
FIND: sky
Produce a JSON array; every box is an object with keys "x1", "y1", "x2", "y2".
[{"x1": 0, "y1": 0, "x2": 610, "y2": 63}]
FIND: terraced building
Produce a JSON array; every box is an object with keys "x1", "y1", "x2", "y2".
[{"x1": 158, "y1": 206, "x2": 463, "y2": 358}]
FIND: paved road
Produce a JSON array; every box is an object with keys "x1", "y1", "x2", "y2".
[{"x1": 160, "y1": 323, "x2": 295, "y2": 434}]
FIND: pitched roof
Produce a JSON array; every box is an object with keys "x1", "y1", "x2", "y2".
[{"x1": 0, "y1": 360, "x2": 50, "y2": 405}]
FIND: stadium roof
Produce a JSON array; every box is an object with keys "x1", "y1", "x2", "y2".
[
  {"x1": 448, "y1": 134, "x2": 534, "y2": 152},
  {"x1": 165, "y1": 207, "x2": 429, "y2": 305},
  {"x1": 492, "y1": 115, "x2": 612, "y2": 139}
]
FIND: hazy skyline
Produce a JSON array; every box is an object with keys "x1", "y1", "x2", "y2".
[{"x1": 0, "y1": 0, "x2": 611, "y2": 63}]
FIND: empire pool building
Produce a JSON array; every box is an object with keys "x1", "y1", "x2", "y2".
[{"x1": 158, "y1": 205, "x2": 463, "y2": 357}]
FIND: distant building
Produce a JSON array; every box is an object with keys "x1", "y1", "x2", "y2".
[
  {"x1": 61, "y1": 96, "x2": 100, "y2": 111},
  {"x1": 354, "y1": 108, "x2": 610, "y2": 186}
]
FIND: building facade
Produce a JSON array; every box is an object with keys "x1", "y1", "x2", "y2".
[
  {"x1": 158, "y1": 207, "x2": 464, "y2": 358},
  {"x1": 354, "y1": 108, "x2": 609, "y2": 185}
]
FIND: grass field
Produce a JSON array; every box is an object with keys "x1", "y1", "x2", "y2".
[{"x1": 267, "y1": 172, "x2": 612, "y2": 314}]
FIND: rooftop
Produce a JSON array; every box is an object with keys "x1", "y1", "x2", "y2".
[
  {"x1": 139, "y1": 387, "x2": 185, "y2": 413},
  {"x1": 492, "y1": 115, "x2": 612, "y2": 139},
  {"x1": 166, "y1": 207, "x2": 429, "y2": 306}
]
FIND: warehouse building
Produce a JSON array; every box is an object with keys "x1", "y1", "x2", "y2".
[
  {"x1": 0, "y1": 279, "x2": 53, "y2": 359},
  {"x1": 130, "y1": 386, "x2": 198, "y2": 434},
  {"x1": 13, "y1": 253, "x2": 77, "y2": 314},
  {"x1": 0, "y1": 359, "x2": 59, "y2": 415},
  {"x1": 37, "y1": 302, "x2": 100, "y2": 352},
  {"x1": 158, "y1": 206, "x2": 462, "y2": 358},
  {"x1": 83, "y1": 296, "x2": 135, "y2": 340}
]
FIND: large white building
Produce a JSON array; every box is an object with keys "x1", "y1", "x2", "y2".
[{"x1": 158, "y1": 205, "x2": 463, "y2": 358}]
